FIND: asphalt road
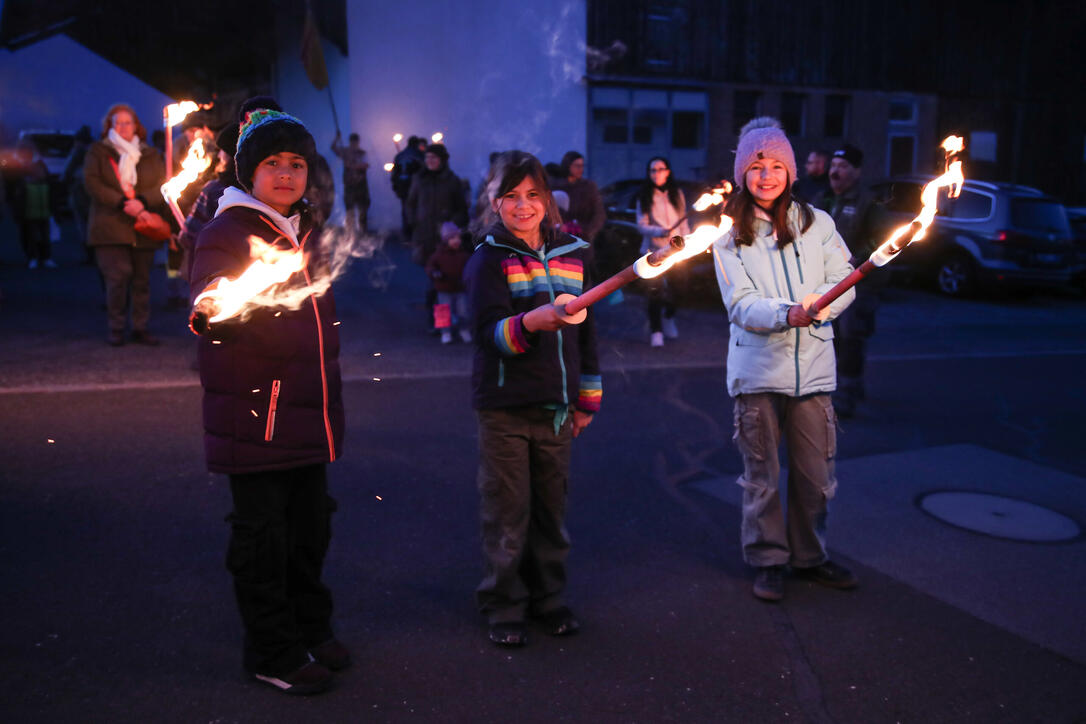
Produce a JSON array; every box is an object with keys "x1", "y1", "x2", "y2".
[{"x1": 2, "y1": 223, "x2": 1085, "y2": 722}]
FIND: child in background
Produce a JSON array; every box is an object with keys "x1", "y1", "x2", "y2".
[
  {"x1": 188, "y1": 106, "x2": 348, "y2": 696},
  {"x1": 425, "y1": 221, "x2": 473, "y2": 343},
  {"x1": 464, "y1": 150, "x2": 601, "y2": 648}
]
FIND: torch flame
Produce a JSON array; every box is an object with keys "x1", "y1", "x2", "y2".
[
  {"x1": 162, "y1": 138, "x2": 212, "y2": 203},
  {"x1": 194, "y1": 237, "x2": 306, "y2": 323},
  {"x1": 634, "y1": 216, "x2": 734, "y2": 279},
  {"x1": 693, "y1": 182, "x2": 733, "y2": 212},
  {"x1": 431, "y1": 132, "x2": 444, "y2": 144},
  {"x1": 165, "y1": 100, "x2": 210, "y2": 127},
  {"x1": 383, "y1": 162, "x2": 395, "y2": 172},
  {"x1": 870, "y1": 135, "x2": 965, "y2": 266},
  {"x1": 393, "y1": 133, "x2": 403, "y2": 143}
]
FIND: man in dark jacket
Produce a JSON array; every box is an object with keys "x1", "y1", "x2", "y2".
[
  {"x1": 391, "y1": 135, "x2": 426, "y2": 235},
  {"x1": 821, "y1": 144, "x2": 882, "y2": 418},
  {"x1": 405, "y1": 143, "x2": 468, "y2": 264}
]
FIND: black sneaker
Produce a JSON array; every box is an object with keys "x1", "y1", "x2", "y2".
[
  {"x1": 537, "y1": 606, "x2": 580, "y2": 636},
  {"x1": 795, "y1": 560, "x2": 859, "y2": 590},
  {"x1": 309, "y1": 639, "x2": 351, "y2": 671},
  {"x1": 252, "y1": 660, "x2": 333, "y2": 695},
  {"x1": 752, "y1": 565, "x2": 785, "y2": 601},
  {"x1": 488, "y1": 621, "x2": 527, "y2": 647}
]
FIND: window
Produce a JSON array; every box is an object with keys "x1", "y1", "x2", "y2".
[
  {"x1": 734, "y1": 91, "x2": 761, "y2": 134},
  {"x1": 781, "y1": 93, "x2": 806, "y2": 137},
  {"x1": 888, "y1": 99, "x2": 916, "y2": 123},
  {"x1": 888, "y1": 135, "x2": 915, "y2": 176},
  {"x1": 672, "y1": 111, "x2": 704, "y2": 148},
  {"x1": 593, "y1": 109, "x2": 628, "y2": 144},
  {"x1": 970, "y1": 131, "x2": 998, "y2": 162},
  {"x1": 632, "y1": 108, "x2": 667, "y2": 145},
  {"x1": 1010, "y1": 200, "x2": 1071, "y2": 234},
  {"x1": 645, "y1": 9, "x2": 676, "y2": 68},
  {"x1": 946, "y1": 190, "x2": 993, "y2": 220},
  {"x1": 825, "y1": 95, "x2": 849, "y2": 137}
]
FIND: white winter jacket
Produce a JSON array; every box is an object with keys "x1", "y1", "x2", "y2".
[{"x1": 712, "y1": 203, "x2": 856, "y2": 397}]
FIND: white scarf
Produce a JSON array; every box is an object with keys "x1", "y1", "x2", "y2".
[{"x1": 107, "y1": 128, "x2": 142, "y2": 189}]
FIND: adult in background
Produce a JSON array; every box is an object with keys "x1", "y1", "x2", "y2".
[
  {"x1": 821, "y1": 144, "x2": 881, "y2": 418},
  {"x1": 552, "y1": 151, "x2": 605, "y2": 245},
  {"x1": 793, "y1": 149, "x2": 831, "y2": 206},
  {"x1": 636, "y1": 156, "x2": 689, "y2": 347},
  {"x1": 331, "y1": 131, "x2": 370, "y2": 233},
  {"x1": 63, "y1": 125, "x2": 94, "y2": 258},
  {"x1": 713, "y1": 117, "x2": 858, "y2": 602},
  {"x1": 84, "y1": 103, "x2": 167, "y2": 346},
  {"x1": 391, "y1": 135, "x2": 426, "y2": 236},
  {"x1": 406, "y1": 143, "x2": 468, "y2": 325},
  {"x1": 11, "y1": 141, "x2": 54, "y2": 269}
]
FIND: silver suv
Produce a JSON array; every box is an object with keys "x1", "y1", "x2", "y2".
[{"x1": 870, "y1": 178, "x2": 1074, "y2": 295}]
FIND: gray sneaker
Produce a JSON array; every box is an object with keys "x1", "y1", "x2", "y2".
[{"x1": 753, "y1": 565, "x2": 785, "y2": 601}]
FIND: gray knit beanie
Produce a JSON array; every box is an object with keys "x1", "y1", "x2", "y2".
[{"x1": 733, "y1": 117, "x2": 797, "y2": 188}]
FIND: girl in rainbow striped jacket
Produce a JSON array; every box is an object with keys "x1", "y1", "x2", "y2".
[{"x1": 464, "y1": 150, "x2": 601, "y2": 648}]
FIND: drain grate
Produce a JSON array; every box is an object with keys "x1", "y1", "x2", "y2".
[{"x1": 918, "y1": 491, "x2": 1080, "y2": 542}]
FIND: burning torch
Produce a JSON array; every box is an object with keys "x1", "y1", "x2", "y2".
[
  {"x1": 808, "y1": 136, "x2": 965, "y2": 315},
  {"x1": 160, "y1": 137, "x2": 213, "y2": 227},
  {"x1": 540, "y1": 190, "x2": 735, "y2": 323},
  {"x1": 163, "y1": 100, "x2": 212, "y2": 178},
  {"x1": 189, "y1": 237, "x2": 307, "y2": 335}
]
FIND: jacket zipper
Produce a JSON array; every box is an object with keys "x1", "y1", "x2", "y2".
[
  {"x1": 264, "y1": 379, "x2": 281, "y2": 441},
  {"x1": 294, "y1": 227, "x2": 336, "y2": 463},
  {"x1": 778, "y1": 247, "x2": 801, "y2": 396},
  {"x1": 540, "y1": 249, "x2": 570, "y2": 407}
]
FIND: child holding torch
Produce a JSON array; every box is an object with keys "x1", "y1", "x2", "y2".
[
  {"x1": 712, "y1": 118, "x2": 858, "y2": 602},
  {"x1": 188, "y1": 108, "x2": 348, "y2": 695},
  {"x1": 464, "y1": 151, "x2": 601, "y2": 647}
]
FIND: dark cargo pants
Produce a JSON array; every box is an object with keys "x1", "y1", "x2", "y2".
[
  {"x1": 732, "y1": 393, "x2": 838, "y2": 568},
  {"x1": 475, "y1": 407, "x2": 572, "y2": 624},
  {"x1": 226, "y1": 464, "x2": 336, "y2": 675},
  {"x1": 95, "y1": 244, "x2": 155, "y2": 335}
]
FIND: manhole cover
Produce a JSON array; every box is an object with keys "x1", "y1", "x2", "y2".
[{"x1": 918, "y1": 491, "x2": 1079, "y2": 542}]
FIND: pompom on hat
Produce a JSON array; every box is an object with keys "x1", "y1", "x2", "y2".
[
  {"x1": 733, "y1": 117, "x2": 798, "y2": 189},
  {"x1": 233, "y1": 108, "x2": 317, "y2": 192}
]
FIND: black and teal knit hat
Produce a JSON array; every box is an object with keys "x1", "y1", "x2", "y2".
[{"x1": 234, "y1": 108, "x2": 317, "y2": 191}]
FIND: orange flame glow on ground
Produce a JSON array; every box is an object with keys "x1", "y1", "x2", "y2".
[{"x1": 194, "y1": 237, "x2": 306, "y2": 323}]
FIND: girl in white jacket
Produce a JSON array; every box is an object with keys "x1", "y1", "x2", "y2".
[{"x1": 712, "y1": 117, "x2": 857, "y2": 602}]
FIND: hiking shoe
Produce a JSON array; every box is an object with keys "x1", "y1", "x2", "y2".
[
  {"x1": 440, "y1": 330, "x2": 453, "y2": 344},
  {"x1": 488, "y1": 621, "x2": 527, "y2": 647},
  {"x1": 661, "y1": 317, "x2": 678, "y2": 339},
  {"x1": 252, "y1": 660, "x2": 333, "y2": 695},
  {"x1": 795, "y1": 560, "x2": 858, "y2": 590},
  {"x1": 537, "y1": 606, "x2": 580, "y2": 636},
  {"x1": 459, "y1": 328, "x2": 472, "y2": 343},
  {"x1": 106, "y1": 331, "x2": 125, "y2": 347},
  {"x1": 753, "y1": 565, "x2": 785, "y2": 601},
  {"x1": 309, "y1": 639, "x2": 351, "y2": 671},
  {"x1": 650, "y1": 331, "x2": 664, "y2": 347}
]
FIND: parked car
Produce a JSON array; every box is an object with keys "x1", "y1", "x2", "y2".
[
  {"x1": 868, "y1": 177, "x2": 1075, "y2": 295},
  {"x1": 17, "y1": 130, "x2": 76, "y2": 179},
  {"x1": 595, "y1": 178, "x2": 719, "y2": 297}
]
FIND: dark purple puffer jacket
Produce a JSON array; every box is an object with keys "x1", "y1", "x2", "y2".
[{"x1": 190, "y1": 201, "x2": 344, "y2": 474}]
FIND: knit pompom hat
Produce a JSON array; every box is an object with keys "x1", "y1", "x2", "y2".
[
  {"x1": 733, "y1": 117, "x2": 797, "y2": 188},
  {"x1": 234, "y1": 108, "x2": 317, "y2": 191}
]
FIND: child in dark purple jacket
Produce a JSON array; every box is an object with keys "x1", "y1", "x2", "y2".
[
  {"x1": 464, "y1": 151, "x2": 602, "y2": 647},
  {"x1": 188, "y1": 107, "x2": 347, "y2": 696}
]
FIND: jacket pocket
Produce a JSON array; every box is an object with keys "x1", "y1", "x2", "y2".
[
  {"x1": 808, "y1": 322, "x2": 835, "y2": 342},
  {"x1": 264, "y1": 379, "x2": 281, "y2": 442}
]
